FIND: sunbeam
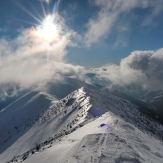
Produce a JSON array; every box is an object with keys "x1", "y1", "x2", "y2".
[
  {"x1": 40, "y1": 1, "x2": 47, "y2": 18},
  {"x1": 29, "y1": 2, "x2": 43, "y2": 21},
  {"x1": 12, "y1": 0, "x2": 42, "y2": 24},
  {"x1": 52, "y1": 0, "x2": 61, "y2": 15},
  {"x1": 16, "y1": 18, "x2": 39, "y2": 26},
  {"x1": 11, "y1": 0, "x2": 69, "y2": 65}
]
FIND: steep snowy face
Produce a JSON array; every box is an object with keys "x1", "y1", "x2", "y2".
[
  {"x1": 37, "y1": 87, "x2": 92, "y2": 123},
  {"x1": 84, "y1": 87, "x2": 163, "y2": 142},
  {"x1": 6, "y1": 106, "x2": 163, "y2": 163},
  {"x1": 147, "y1": 94, "x2": 163, "y2": 123},
  {"x1": 103, "y1": 88, "x2": 163, "y2": 125},
  {"x1": 0, "y1": 91, "x2": 56, "y2": 155},
  {"x1": 0, "y1": 87, "x2": 93, "y2": 162}
]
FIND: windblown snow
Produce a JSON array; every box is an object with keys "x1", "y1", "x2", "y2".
[{"x1": 0, "y1": 79, "x2": 163, "y2": 163}]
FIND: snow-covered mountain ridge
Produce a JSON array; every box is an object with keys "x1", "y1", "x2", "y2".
[{"x1": 0, "y1": 84, "x2": 163, "y2": 163}]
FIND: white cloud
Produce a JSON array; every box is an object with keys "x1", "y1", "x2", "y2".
[
  {"x1": 84, "y1": 0, "x2": 163, "y2": 46},
  {"x1": 0, "y1": 15, "x2": 85, "y2": 99},
  {"x1": 93, "y1": 48, "x2": 163, "y2": 90}
]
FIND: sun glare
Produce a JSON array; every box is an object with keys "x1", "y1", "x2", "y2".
[{"x1": 37, "y1": 15, "x2": 59, "y2": 42}]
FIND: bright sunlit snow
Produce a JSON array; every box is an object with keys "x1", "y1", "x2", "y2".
[{"x1": 0, "y1": 79, "x2": 163, "y2": 163}]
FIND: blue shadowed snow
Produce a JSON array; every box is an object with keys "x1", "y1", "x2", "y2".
[
  {"x1": 100, "y1": 124, "x2": 105, "y2": 127},
  {"x1": 89, "y1": 107, "x2": 105, "y2": 117},
  {"x1": 100, "y1": 123, "x2": 111, "y2": 132}
]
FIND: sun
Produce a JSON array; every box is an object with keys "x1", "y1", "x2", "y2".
[{"x1": 36, "y1": 14, "x2": 59, "y2": 42}]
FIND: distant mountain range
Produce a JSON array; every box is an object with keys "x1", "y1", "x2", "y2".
[{"x1": 85, "y1": 72, "x2": 163, "y2": 124}]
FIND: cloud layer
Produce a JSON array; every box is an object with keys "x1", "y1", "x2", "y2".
[
  {"x1": 84, "y1": 0, "x2": 163, "y2": 46},
  {"x1": 93, "y1": 48, "x2": 163, "y2": 90},
  {"x1": 0, "y1": 15, "x2": 85, "y2": 99}
]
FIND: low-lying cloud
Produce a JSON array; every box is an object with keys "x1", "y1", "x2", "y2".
[
  {"x1": 0, "y1": 16, "x2": 85, "y2": 100},
  {"x1": 93, "y1": 48, "x2": 163, "y2": 90}
]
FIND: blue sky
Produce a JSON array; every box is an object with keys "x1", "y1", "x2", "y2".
[
  {"x1": 0, "y1": 0, "x2": 163, "y2": 68},
  {"x1": 0, "y1": 0, "x2": 163, "y2": 93}
]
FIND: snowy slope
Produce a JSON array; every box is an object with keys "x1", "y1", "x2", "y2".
[
  {"x1": 1, "y1": 87, "x2": 163, "y2": 163},
  {"x1": 0, "y1": 88, "x2": 91, "y2": 162},
  {"x1": 0, "y1": 91, "x2": 56, "y2": 158},
  {"x1": 23, "y1": 112, "x2": 163, "y2": 163},
  {"x1": 0, "y1": 77, "x2": 101, "y2": 162}
]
